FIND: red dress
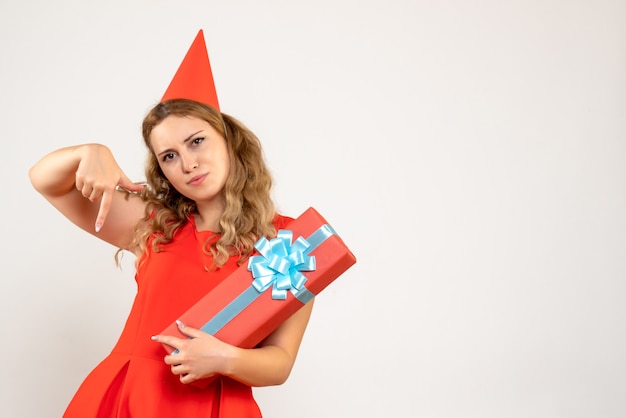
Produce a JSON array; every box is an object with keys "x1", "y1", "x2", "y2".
[{"x1": 63, "y1": 214, "x2": 293, "y2": 418}]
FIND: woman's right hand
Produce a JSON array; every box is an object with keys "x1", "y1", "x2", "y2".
[
  {"x1": 30, "y1": 143, "x2": 147, "y2": 249},
  {"x1": 74, "y1": 144, "x2": 145, "y2": 231}
]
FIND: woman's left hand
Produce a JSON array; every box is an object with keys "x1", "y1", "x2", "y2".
[{"x1": 152, "y1": 321, "x2": 234, "y2": 384}]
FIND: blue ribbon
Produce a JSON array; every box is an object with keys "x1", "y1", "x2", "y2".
[{"x1": 199, "y1": 224, "x2": 337, "y2": 336}]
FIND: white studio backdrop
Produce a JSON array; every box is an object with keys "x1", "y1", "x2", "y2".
[{"x1": 1, "y1": 1, "x2": 625, "y2": 417}]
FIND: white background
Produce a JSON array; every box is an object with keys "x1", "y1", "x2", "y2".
[{"x1": 1, "y1": 1, "x2": 625, "y2": 417}]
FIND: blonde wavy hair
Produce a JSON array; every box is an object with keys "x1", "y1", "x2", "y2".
[{"x1": 127, "y1": 98, "x2": 276, "y2": 269}]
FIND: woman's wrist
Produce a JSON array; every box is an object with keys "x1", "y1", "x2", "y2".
[{"x1": 216, "y1": 344, "x2": 240, "y2": 378}]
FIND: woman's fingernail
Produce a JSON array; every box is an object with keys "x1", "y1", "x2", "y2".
[
  {"x1": 176, "y1": 320, "x2": 185, "y2": 328},
  {"x1": 151, "y1": 335, "x2": 158, "y2": 341},
  {"x1": 95, "y1": 223, "x2": 102, "y2": 232}
]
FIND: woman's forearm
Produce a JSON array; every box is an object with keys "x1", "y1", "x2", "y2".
[
  {"x1": 29, "y1": 144, "x2": 111, "y2": 197},
  {"x1": 221, "y1": 344, "x2": 296, "y2": 387},
  {"x1": 219, "y1": 301, "x2": 315, "y2": 387}
]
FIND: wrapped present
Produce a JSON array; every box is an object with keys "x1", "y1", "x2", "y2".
[{"x1": 160, "y1": 206, "x2": 356, "y2": 367}]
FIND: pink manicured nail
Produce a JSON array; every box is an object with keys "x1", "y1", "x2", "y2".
[{"x1": 176, "y1": 320, "x2": 185, "y2": 328}]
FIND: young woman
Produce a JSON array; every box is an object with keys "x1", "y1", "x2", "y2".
[{"x1": 29, "y1": 98, "x2": 314, "y2": 417}]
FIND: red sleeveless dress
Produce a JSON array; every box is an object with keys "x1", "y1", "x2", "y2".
[{"x1": 63, "y1": 214, "x2": 292, "y2": 418}]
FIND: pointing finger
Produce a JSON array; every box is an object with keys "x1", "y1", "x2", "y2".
[{"x1": 94, "y1": 189, "x2": 113, "y2": 232}]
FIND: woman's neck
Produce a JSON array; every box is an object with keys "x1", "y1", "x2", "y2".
[{"x1": 194, "y1": 201, "x2": 224, "y2": 232}]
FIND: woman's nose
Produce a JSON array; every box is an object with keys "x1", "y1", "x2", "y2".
[{"x1": 181, "y1": 153, "x2": 198, "y2": 172}]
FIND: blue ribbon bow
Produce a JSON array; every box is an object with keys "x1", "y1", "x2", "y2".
[{"x1": 248, "y1": 230, "x2": 316, "y2": 301}]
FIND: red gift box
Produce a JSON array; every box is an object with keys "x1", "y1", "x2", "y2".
[{"x1": 160, "y1": 207, "x2": 356, "y2": 373}]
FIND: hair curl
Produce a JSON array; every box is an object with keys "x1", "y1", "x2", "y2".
[{"x1": 126, "y1": 99, "x2": 276, "y2": 269}]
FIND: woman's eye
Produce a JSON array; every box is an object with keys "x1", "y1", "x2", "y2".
[
  {"x1": 192, "y1": 137, "x2": 205, "y2": 145},
  {"x1": 162, "y1": 153, "x2": 175, "y2": 162}
]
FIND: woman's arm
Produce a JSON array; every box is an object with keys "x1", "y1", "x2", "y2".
[
  {"x1": 154, "y1": 300, "x2": 315, "y2": 387},
  {"x1": 29, "y1": 143, "x2": 147, "y2": 250}
]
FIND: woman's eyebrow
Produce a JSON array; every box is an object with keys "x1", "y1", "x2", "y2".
[
  {"x1": 182, "y1": 130, "x2": 204, "y2": 144},
  {"x1": 156, "y1": 130, "x2": 204, "y2": 157}
]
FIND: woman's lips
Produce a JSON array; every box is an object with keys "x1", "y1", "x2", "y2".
[{"x1": 187, "y1": 173, "x2": 207, "y2": 186}]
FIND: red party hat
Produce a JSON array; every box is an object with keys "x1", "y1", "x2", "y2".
[{"x1": 161, "y1": 30, "x2": 220, "y2": 110}]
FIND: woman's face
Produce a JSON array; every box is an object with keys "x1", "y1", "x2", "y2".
[{"x1": 150, "y1": 115, "x2": 230, "y2": 206}]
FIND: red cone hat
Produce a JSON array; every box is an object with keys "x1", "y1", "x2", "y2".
[{"x1": 161, "y1": 29, "x2": 220, "y2": 110}]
